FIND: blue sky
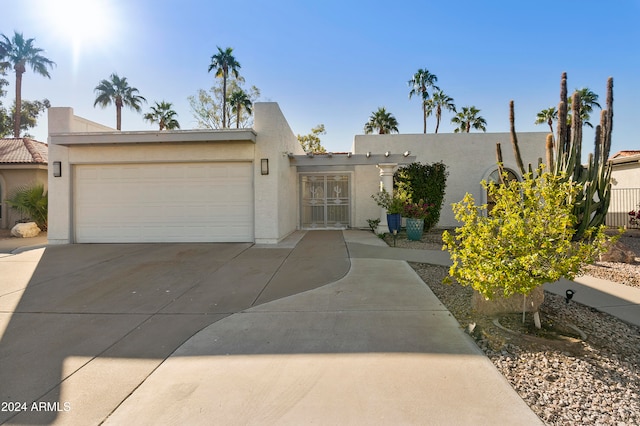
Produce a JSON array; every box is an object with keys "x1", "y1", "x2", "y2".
[{"x1": 2, "y1": 0, "x2": 639, "y2": 156}]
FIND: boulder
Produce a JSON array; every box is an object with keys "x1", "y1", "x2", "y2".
[
  {"x1": 11, "y1": 222, "x2": 41, "y2": 238},
  {"x1": 472, "y1": 286, "x2": 544, "y2": 315},
  {"x1": 599, "y1": 240, "x2": 636, "y2": 264}
]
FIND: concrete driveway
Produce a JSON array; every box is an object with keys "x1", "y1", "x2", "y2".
[
  {"x1": 0, "y1": 230, "x2": 541, "y2": 425},
  {"x1": 0, "y1": 231, "x2": 349, "y2": 425}
]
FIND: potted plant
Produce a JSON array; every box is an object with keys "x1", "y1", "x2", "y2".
[
  {"x1": 371, "y1": 188, "x2": 407, "y2": 233},
  {"x1": 402, "y1": 199, "x2": 432, "y2": 240}
]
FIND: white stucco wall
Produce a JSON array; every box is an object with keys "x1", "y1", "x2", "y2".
[
  {"x1": 352, "y1": 132, "x2": 547, "y2": 228},
  {"x1": 253, "y1": 102, "x2": 305, "y2": 244},
  {"x1": 611, "y1": 159, "x2": 640, "y2": 189}
]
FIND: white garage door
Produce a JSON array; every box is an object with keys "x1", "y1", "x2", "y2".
[{"x1": 74, "y1": 162, "x2": 254, "y2": 243}]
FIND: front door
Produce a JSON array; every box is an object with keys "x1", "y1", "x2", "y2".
[{"x1": 300, "y1": 174, "x2": 350, "y2": 229}]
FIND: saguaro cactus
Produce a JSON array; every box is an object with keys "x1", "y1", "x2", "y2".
[{"x1": 497, "y1": 73, "x2": 614, "y2": 241}]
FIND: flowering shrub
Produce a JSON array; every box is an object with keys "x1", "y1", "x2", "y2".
[
  {"x1": 629, "y1": 205, "x2": 640, "y2": 227},
  {"x1": 403, "y1": 200, "x2": 433, "y2": 219}
]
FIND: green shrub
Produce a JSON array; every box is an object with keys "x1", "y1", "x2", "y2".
[
  {"x1": 442, "y1": 169, "x2": 608, "y2": 300},
  {"x1": 395, "y1": 162, "x2": 448, "y2": 231},
  {"x1": 7, "y1": 183, "x2": 48, "y2": 231},
  {"x1": 371, "y1": 187, "x2": 409, "y2": 214}
]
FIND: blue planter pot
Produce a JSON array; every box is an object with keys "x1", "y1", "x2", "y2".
[
  {"x1": 386, "y1": 213, "x2": 402, "y2": 234},
  {"x1": 406, "y1": 218, "x2": 425, "y2": 241}
]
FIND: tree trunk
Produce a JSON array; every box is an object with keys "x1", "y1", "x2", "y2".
[
  {"x1": 222, "y1": 68, "x2": 228, "y2": 128},
  {"x1": 116, "y1": 106, "x2": 122, "y2": 130},
  {"x1": 14, "y1": 70, "x2": 23, "y2": 138},
  {"x1": 236, "y1": 106, "x2": 241, "y2": 128},
  {"x1": 422, "y1": 102, "x2": 427, "y2": 133}
]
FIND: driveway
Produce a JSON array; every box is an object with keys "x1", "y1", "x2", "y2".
[
  {"x1": 0, "y1": 231, "x2": 349, "y2": 425},
  {"x1": 0, "y1": 230, "x2": 541, "y2": 425}
]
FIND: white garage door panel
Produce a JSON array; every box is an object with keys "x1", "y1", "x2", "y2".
[{"x1": 75, "y1": 162, "x2": 253, "y2": 243}]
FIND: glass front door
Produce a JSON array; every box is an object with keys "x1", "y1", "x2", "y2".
[{"x1": 300, "y1": 174, "x2": 350, "y2": 229}]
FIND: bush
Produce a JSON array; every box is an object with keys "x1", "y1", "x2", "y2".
[
  {"x1": 7, "y1": 183, "x2": 48, "y2": 231},
  {"x1": 442, "y1": 169, "x2": 608, "y2": 300},
  {"x1": 394, "y1": 162, "x2": 448, "y2": 231},
  {"x1": 371, "y1": 187, "x2": 409, "y2": 214}
]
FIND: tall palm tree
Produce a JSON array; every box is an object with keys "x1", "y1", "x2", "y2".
[
  {"x1": 0, "y1": 31, "x2": 55, "y2": 138},
  {"x1": 428, "y1": 89, "x2": 456, "y2": 134},
  {"x1": 144, "y1": 101, "x2": 180, "y2": 130},
  {"x1": 93, "y1": 73, "x2": 146, "y2": 130},
  {"x1": 408, "y1": 69, "x2": 438, "y2": 133},
  {"x1": 535, "y1": 107, "x2": 557, "y2": 134},
  {"x1": 364, "y1": 107, "x2": 399, "y2": 134},
  {"x1": 451, "y1": 106, "x2": 487, "y2": 133},
  {"x1": 568, "y1": 87, "x2": 601, "y2": 128},
  {"x1": 208, "y1": 46, "x2": 241, "y2": 128},
  {"x1": 228, "y1": 89, "x2": 253, "y2": 128}
]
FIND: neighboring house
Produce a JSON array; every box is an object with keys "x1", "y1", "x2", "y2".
[
  {"x1": 607, "y1": 150, "x2": 640, "y2": 228},
  {"x1": 0, "y1": 138, "x2": 48, "y2": 229},
  {"x1": 48, "y1": 103, "x2": 547, "y2": 244}
]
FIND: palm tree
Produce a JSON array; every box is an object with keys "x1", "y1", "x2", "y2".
[
  {"x1": 451, "y1": 106, "x2": 487, "y2": 133},
  {"x1": 208, "y1": 46, "x2": 241, "y2": 128},
  {"x1": 364, "y1": 107, "x2": 399, "y2": 134},
  {"x1": 93, "y1": 73, "x2": 146, "y2": 130},
  {"x1": 228, "y1": 89, "x2": 253, "y2": 128},
  {"x1": 568, "y1": 88, "x2": 601, "y2": 128},
  {"x1": 144, "y1": 101, "x2": 180, "y2": 130},
  {"x1": 0, "y1": 31, "x2": 55, "y2": 138},
  {"x1": 535, "y1": 107, "x2": 557, "y2": 134},
  {"x1": 428, "y1": 89, "x2": 456, "y2": 134},
  {"x1": 408, "y1": 69, "x2": 439, "y2": 133}
]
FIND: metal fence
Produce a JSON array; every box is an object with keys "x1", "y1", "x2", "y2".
[{"x1": 606, "y1": 188, "x2": 640, "y2": 228}]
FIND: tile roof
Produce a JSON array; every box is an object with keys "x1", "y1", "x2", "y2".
[
  {"x1": 610, "y1": 150, "x2": 640, "y2": 159},
  {"x1": 0, "y1": 138, "x2": 48, "y2": 164}
]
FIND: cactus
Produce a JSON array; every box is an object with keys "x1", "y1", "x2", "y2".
[{"x1": 497, "y1": 73, "x2": 614, "y2": 241}]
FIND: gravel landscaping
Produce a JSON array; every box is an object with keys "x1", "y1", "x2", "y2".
[{"x1": 386, "y1": 228, "x2": 640, "y2": 425}]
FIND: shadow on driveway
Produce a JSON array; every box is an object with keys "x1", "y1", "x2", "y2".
[{"x1": 0, "y1": 231, "x2": 349, "y2": 424}]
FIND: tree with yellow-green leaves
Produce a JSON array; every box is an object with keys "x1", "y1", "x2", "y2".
[
  {"x1": 443, "y1": 168, "x2": 608, "y2": 302},
  {"x1": 297, "y1": 124, "x2": 327, "y2": 153}
]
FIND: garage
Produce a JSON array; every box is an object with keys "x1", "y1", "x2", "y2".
[{"x1": 74, "y1": 162, "x2": 254, "y2": 243}]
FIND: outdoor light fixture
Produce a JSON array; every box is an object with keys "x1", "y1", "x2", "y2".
[
  {"x1": 565, "y1": 289, "x2": 575, "y2": 303},
  {"x1": 384, "y1": 151, "x2": 390, "y2": 157},
  {"x1": 347, "y1": 152, "x2": 352, "y2": 158},
  {"x1": 53, "y1": 161, "x2": 62, "y2": 177},
  {"x1": 327, "y1": 152, "x2": 333, "y2": 158},
  {"x1": 366, "y1": 152, "x2": 371, "y2": 158},
  {"x1": 261, "y1": 158, "x2": 269, "y2": 175},
  {"x1": 403, "y1": 150, "x2": 411, "y2": 157}
]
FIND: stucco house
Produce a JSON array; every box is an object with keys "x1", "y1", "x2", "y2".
[
  {"x1": 47, "y1": 103, "x2": 547, "y2": 244},
  {"x1": 0, "y1": 138, "x2": 48, "y2": 229},
  {"x1": 607, "y1": 150, "x2": 640, "y2": 227}
]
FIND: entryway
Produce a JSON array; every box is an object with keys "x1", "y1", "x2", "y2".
[{"x1": 300, "y1": 174, "x2": 350, "y2": 229}]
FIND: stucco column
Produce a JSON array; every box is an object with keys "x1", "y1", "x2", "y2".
[{"x1": 376, "y1": 163, "x2": 398, "y2": 233}]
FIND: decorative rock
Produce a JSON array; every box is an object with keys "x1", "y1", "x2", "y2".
[
  {"x1": 472, "y1": 286, "x2": 545, "y2": 315},
  {"x1": 600, "y1": 240, "x2": 637, "y2": 264},
  {"x1": 11, "y1": 222, "x2": 41, "y2": 238}
]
